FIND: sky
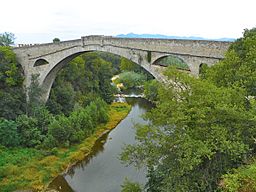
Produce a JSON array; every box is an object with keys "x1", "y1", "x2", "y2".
[{"x1": 0, "y1": 0, "x2": 255, "y2": 44}]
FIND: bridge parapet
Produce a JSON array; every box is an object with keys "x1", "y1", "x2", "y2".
[{"x1": 81, "y1": 36, "x2": 231, "y2": 59}]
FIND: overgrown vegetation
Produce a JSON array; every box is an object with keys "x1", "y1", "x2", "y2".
[
  {"x1": 121, "y1": 28, "x2": 256, "y2": 191},
  {"x1": 0, "y1": 103, "x2": 131, "y2": 191},
  {"x1": 114, "y1": 57, "x2": 153, "y2": 90},
  {"x1": 46, "y1": 52, "x2": 118, "y2": 115},
  {"x1": 0, "y1": 40, "x2": 133, "y2": 191},
  {"x1": 121, "y1": 178, "x2": 142, "y2": 192},
  {"x1": 2, "y1": 27, "x2": 256, "y2": 191},
  {"x1": 0, "y1": 46, "x2": 25, "y2": 120}
]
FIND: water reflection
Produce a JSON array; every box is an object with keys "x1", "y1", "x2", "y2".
[
  {"x1": 48, "y1": 97, "x2": 152, "y2": 192},
  {"x1": 67, "y1": 133, "x2": 109, "y2": 177},
  {"x1": 47, "y1": 175, "x2": 74, "y2": 192}
]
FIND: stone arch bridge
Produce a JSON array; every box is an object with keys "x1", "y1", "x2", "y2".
[{"x1": 13, "y1": 36, "x2": 231, "y2": 102}]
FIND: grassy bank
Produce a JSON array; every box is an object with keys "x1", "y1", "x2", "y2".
[{"x1": 0, "y1": 102, "x2": 131, "y2": 192}]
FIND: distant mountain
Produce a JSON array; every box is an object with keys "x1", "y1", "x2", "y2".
[{"x1": 116, "y1": 33, "x2": 235, "y2": 42}]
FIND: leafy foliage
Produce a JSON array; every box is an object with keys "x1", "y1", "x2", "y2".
[
  {"x1": 0, "y1": 32, "x2": 15, "y2": 46},
  {"x1": 16, "y1": 115, "x2": 43, "y2": 147},
  {"x1": 117, "y1": 71, "x2": 147, "y2": 89},
  {"x1": 154, "y1": 55, "x2": 189, "y2": 70},
  {"x1": 0, "y1": 119, "x2": 20, "y2": 147},
  {"x1": 0, "y1": 37, "x2": 135, "y2": 190},
  {"x1": 0, "y1": 102, "x2": 130, "y2": 191},
  {"x1": 52, "y1": 38, "x2": 60, "y2": 43},
  {"x1": 120, "y1": 57, "x2": 140, "y2": 72},
  {"x1": 120, "y1": 57, "x2": 154, "y2": 80},
  {"x1": 47, "y1": 52, "x2": 116, "y2": 115},
  {"x1": 143, "y1": 80, "x2": 159, "y2": 103},
  {"x1": 121, "y1": 28, "x2": 256, "y2": 192},
  {"x1": 121, "y1": 178, "x2": 142, "y2": 192},
  {"x1": 202, "y1": 28, "x2": 256, "y2": 96},
  {"x1": 121, "y1": 68, "x2": 256, "y2": 191},
  {"x1": 0, "y1": 46, "x2": 25, "y2": 119},
  {"x1": 44, "y1": 98, "x2": 109, "y2": 148}
]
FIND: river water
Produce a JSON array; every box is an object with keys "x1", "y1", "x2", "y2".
[{"x1": 48, "y1": 97, "x2": 152, "y2": 192}]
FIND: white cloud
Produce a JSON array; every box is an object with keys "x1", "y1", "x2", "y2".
[{"x1": 0, "y1": 0, "x2": 255, "y2": 43}]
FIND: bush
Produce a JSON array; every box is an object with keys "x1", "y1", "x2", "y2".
[
  {"x1": 0, "y1": 119, "x2": 20, "y2": 147},
  {"x1": 121, "y1": 178, "x2": 142, "y2": 192},
  {"x1": 47, "y1": 116, "x2": 72, "y2": 147},
  {"x1": 16, "y1": 115, "x2": 43, "y2": 147},
  {"x1": 117, "y1": 71, "x2": 147, "y2": 89},
  {"x1": 44, "y1": 99, "x2": 109, "y2": 148},
  {"x1": 69, "y1": 108, "x2": 94, "y2": 136}
]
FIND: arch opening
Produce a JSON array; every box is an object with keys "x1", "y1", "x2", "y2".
[
  {"x1": 42, "y1": 50, "x2": 157, "y2": 104},
  {"x1": 153, "y1": 55, "x2": 190, "y2": 71},
  {"x1": 43, "y1": 50, "x2": 157, "y2": 88},
  {"x1": 34, "y1": 59, "x2": 49, "y2": 67},
  {"x1": 199, "y1": 63, "x2": 208, "y2": 75}
]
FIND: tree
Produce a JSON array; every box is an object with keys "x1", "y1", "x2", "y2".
[
  {"x1": 119, "y1": 57, "x2": 153, "y2": 80},
  {"x1": 16, "y1": 115, "x2": 42, "y2": 147},
  {"x1": 0, "y1": 46, "x2": 25, "y2": 119},
  {"x1": 0, "y1": 46, "x2": 24, "y2": 88},
  {"x1": 0, "y1": 119, "x2": 20, "y2": 147},
  {"x1": 52, "y1": 38, "x2": 60, "y2": 43},
  {"x1": 143, "y1": 80, "x2": 159, "y2": 103},
  {"x1": 202, "y1": 28, "x2": 256, "y2": 96},
  {"x1": 120, "y1": 57, "x2": 138, "y2": 72},
  {"x1": 46, "y1": 115, "x2": 73, "y2": 147},
  {"x1": 0, "y1": 32, "x2": 15, "y2": 46},
  {"x1": 121, "y1": 178, "x2": 142, "y2": 192},
  {"x1": 46, "y1": 82, "x2": 75, "y2": 115},
  {"x1": 117, "y1": 71, "x2": 147, "y2": 89},
  {"x1": 0, "y1": 87, "x2": 26, "y2": 119},
  {"x1": 154, "y1": 55, "x2": 189, "y2": 70},
  {"x1": 121, "y1": 68, "x2": 256, "y2": 191},
  {"x1": 47, "y1": 52, "x2": 116, "y2": 113}
]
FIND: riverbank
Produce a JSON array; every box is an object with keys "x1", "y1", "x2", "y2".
[
  {"x1": 0, "y1": 102, "x2": 131, "y2": 192},
  {"x1": 47, "y1": 97, "x2": 152, "y2": 192}
]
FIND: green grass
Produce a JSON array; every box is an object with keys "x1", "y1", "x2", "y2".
[{"x1": 0, "y1": 102, "x2": 131, "y2": 191}]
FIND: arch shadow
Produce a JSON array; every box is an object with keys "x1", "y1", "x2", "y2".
[{"x1": 34, "y1": 59, "x2": 49, "y2": 67}]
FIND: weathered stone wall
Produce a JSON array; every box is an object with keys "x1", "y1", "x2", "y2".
[{"x1": 82, "y1": 36, "x2": 230, "y2": 58}]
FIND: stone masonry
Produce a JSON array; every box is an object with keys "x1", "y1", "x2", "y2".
[{"x1": 13, "y1": 36, "x2": 231, "y2": 102}]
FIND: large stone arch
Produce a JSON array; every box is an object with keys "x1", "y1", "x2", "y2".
[{"x1": 38, "y1": 46, "x2": 165, "y2": 102}]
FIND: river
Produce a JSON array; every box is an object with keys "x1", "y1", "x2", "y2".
[{"x1": 47, "y1": 97, "x2": 152, "y2": 192}]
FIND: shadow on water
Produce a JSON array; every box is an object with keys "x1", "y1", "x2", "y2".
[{"x1": 47, "y1": 175, "x2": 74, "y2": 192}]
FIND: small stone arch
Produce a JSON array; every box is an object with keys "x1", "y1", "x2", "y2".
[
  {"x1": 199, "y1": 63, "x2": 208, "y2": 75},
  {"x1": 152, "y1": 55, "x2": 190, "y2": 71},
  {"x1": 34, "y1": 59, "x2": 49, "y2": 67}
]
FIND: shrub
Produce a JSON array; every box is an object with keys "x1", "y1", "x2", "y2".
[{"x1": 0, "y1": 119, "x2": 20, "y2": 147}]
